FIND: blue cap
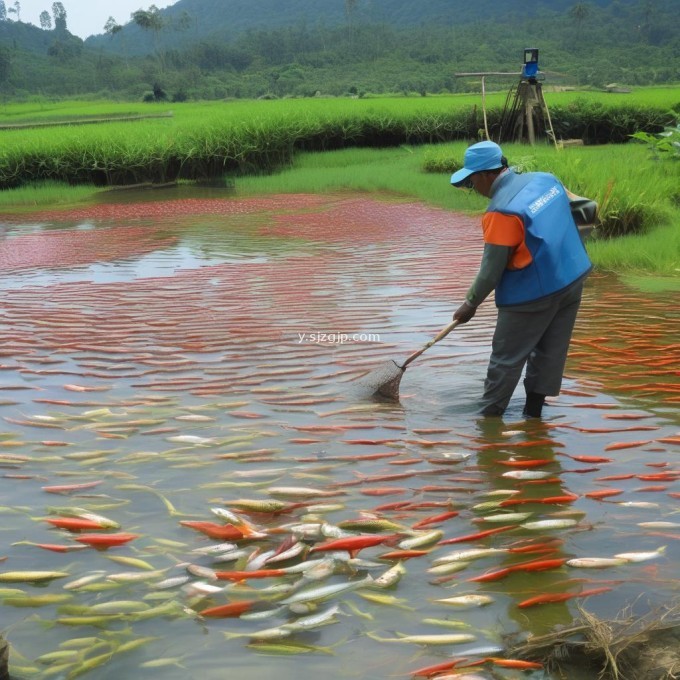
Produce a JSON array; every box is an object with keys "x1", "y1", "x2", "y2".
[{"x1": 450, "y1": 141, "x2": 504, "y2": 187}]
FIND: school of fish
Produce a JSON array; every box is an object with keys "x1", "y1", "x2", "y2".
[{"x1": 0, "y1": 193, "x2": 678, "y2": 680}]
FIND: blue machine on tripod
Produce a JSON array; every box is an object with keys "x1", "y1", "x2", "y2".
[{"x1": 521, "y1": 48, "x2": 539, "y2": 80}]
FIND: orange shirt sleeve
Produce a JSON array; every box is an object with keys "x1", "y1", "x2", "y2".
[{"x1": 481, "y1": 211, "x2": 532, "y2": 270}]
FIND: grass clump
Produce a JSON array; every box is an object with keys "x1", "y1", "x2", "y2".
[{"x1": 508, "y1": 600, "x2": 680, "y2": 680}]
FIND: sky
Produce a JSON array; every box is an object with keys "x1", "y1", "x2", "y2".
[{"x1": 10, "y1": 0, "x2": 177, "y2": 39}]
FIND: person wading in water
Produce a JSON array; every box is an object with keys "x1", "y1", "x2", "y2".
[{"x1": 450, "y1": 141, "x2": 596, "y2": 418}]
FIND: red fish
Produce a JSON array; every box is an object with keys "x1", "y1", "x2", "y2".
[
  {"x1": 31, "y1": 543, "x2": 89, "y2": 553},
  {"x1": 485, "y1": 658, "x2": 543, "y2": 670},
  {"x1": 411, "y1": 511, "x2": 459, "y2": 529},
  {"x1": 310, "y1": 534, "x2": 398, "y2": 557},
  {"x1": 518, "y1": 586, "x2": 612, "y2": 608},
  {"x1": 566, "y1": 455, "x2": 613, "y2": 463},
  {"x1": 74, "y1": 533, "x2": 139, "y2": 548},
  {"x1": 438, "y1": 525, "x2": 515, "y2": 545},
  {"x1": 179, "y1": 521, "x2": 245, "y2": 541},
  {"x1": 584, "y1": 489, "x2": 624, "y2": 499},
  {"x1": 604, "y1": 440, "x2": 652, "y2": 451},
  {"x1": 409, "y1": 659, "x2": 466, "y2": 677},
  {"x1": 199, "y1": 600, "x2": 256, "y2": 618},
  {"x1": 498, "y1": 459, "x2": 554, "y2": 468},
  {"x1": 45, "y1": 517, "x2": 107, "y2": 531},
  {"x1": 378, "y1": 549, "x2": 429, "y2": 561}
]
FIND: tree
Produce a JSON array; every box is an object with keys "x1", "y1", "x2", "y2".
[
  {"x1": 0, "y1": 45, "x2": 10, "y2": 84},
  {"x1": 52, "y1": 1, "x2": 67, "y2": 33},
  {"x1": 7, "y1": 1, "x2": 19, "y2": 22},
  {"x1": 39, "y1": 10, "x2": 51, "y2": 30},
  {"x1": 173, "y1": 10, "x2": 192, "y2": 33},
  {"x1": 0, "y1": 2, "x2": 6, "y2": 22},
  {"x1": 132, "y1": 5, "x2": 165, "y2": 69},
  {"x1": 569, "y1": 2, "x2": 591, "y2": 29},
  {"x1": 104, "y1": 16, "x2": 128, "y2": 68},
  {"x1": 104, "y1": 16, "x2": 122, "y2": 37}
]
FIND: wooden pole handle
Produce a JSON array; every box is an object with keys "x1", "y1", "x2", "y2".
[{"x1": 402, "y1": 319, "x2": 460, "y2": 369}]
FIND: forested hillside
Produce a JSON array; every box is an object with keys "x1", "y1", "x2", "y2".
[{"x1": 0, "y1": 0, "x2": 677, "y2": 100}]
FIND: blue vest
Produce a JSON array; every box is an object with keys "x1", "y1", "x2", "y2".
[{"x1": 488, "y1": 170, "x2": 592, "y2": 306}]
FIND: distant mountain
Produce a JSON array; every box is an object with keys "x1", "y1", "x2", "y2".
[
  {"x1": 86, "y1": 0, "x2": 643, "y2": 54},
  {"x1": 0, "y1": 19, "x2": 71, "y2": 54}
]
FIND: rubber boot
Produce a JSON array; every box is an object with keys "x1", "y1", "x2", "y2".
[{"x1": 523, "y1": 392, "x2": 545, "y2": 418}]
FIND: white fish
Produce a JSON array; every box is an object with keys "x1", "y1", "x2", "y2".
[
  {"x1": 267, "y1": 486, "x2": 342, "y2": 498},
  {"x1": 266, "y1": 542, "x2": 306, "y2": 564},
  {"x1": 320, "y1": 523, "x2": 355, "y2": 539},
  {"x1": 191, "y1": 542, "x2": 239, "y2": 556},
  {"x1": 280, "y1": 558, "x2": 330, "y2": 575},
  {"x1": 246, "y1": 549, "x2": 277, "y2": 571},
  {"x1": 280, "y1": 575, "x2": 374, "y2": 605},
  {"x1": 502, "y1": 470, "x2": 551, "y2": 480},
  {"x1": 434, "y1": 594, "x2": 494, "y2": 608},
  {"x1": 181, "y1": 581, "x2": 223, "y2": 597},
  {"x1": 471, "y1": 501, "x2": 503, "y2": 511},
  {"x1": 107, "y1": 569, "x2": 168, "y2": 583},
  {"x1": 481, "y1": 512, "x2": 532, "y2": 523},
  {"x1": 283, "y1": 603, "x2": 343, "y2": 631},
  {"x1": 62, "y1": 571, "x2": 106, "y2": 590},
  {"x1": 284, "y1": 522, "x2": 325, "y2": 539},
  {"x1": 427, "y1": 562, "x2": 470, "y2": 576},
  {"x1": 368, "y1": 632, "x2": 476, "y2": 645},
  {"x1": 614, "y1": 546, "x2": 666, "y2": 563},
  {"x1": 618, "y1": 501, "x2": 660, "y2": 509},
  {"x1": 151, "y1": 575, "x2": 191, "y2": 590},
  {"x1": 478, "y1": 489, "x2": 520, "y2": 497},
  {"x1": 240, "y1": 606, "x2": 287, "y2": 621},
  {"x1": 566, "y1": 557, "x2": 628, "y2": 568},
  {"x1": 501, "y1": 430, "x2": 524, "y2": 436},
  {"x1": 371, "y1": 562, "x2": 406, "y2": 588},
  {"x1": 521, "y1": 519, "x2": 578, "y2": 530},
  {"x1": 638, "y1": 521, "x2": 680, "y2": 529},
  {"x1": 166, "y1": 435, "x2": 216, "y2": 445},
  {"x1": 432, "y1": 548, "x2": 506, "y2": 565},
  {"x1": 398, "y1": 530, "x2": 444, "y2": 550},
  {"x1": 186, "y1": 564, "x2": 218, "y2": 580},
  {"x1": 438, "y1": 452, "x2": 471, "y2": 461},
  {"x1": 212, "y1": 550, "x2": 250, "y2": 564}
]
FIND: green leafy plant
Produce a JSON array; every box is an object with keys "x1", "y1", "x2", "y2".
[{"x1": 630, "y1": 124, "x2": 680, "y2": 160}]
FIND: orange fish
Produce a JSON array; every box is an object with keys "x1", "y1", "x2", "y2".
[
  {"x1": 74, "y1": 532, "x2": 139, "y2": 548},
  {"x1": 30, "y1": 543, "x2": 89, "y2": 553},
  {"x1": 604, "y1": 440, "x2": 652, "y2": 451},
  {"x1": 179, "y1": 521, "x2": 245, "y2": 541},
  {"x1": 485, "y1": 658, "x2": 543, "y2": 670},
  {"x1": 518, "y1": 586, "x2": 612, "y2": 608},
  {"x1": 438, "y1": 525, "x2": 515, "y2": 546},
  {"x1": 199, "y1": 600, "x2": 256, "y2": 618},
  {"x1": 41, "y1": 480, "x2": 103, "y2": 494},
  {"x1": 584, "y1": 489, "x2": 624, "y2": 499},
  {"x1": 412, "y1": 511, "x2": 459, "y2": 529},
  {"x1": 310, "y1": 534, "x2": 397, "y2": 557},
  {"x1": 378, "y1": 549, "x2": 429, "y2": 561},
  {"x1": 45, "y1": 517, "x2": 106, "y2": 531}
]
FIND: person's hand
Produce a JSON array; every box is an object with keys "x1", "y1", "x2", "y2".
[{"x1": 453, "y1": 301, "x2": 476, "y2": 324}]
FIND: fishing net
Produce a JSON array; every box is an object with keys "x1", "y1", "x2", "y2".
[{"x1": 355, "y1": 360, "x2": 404, "y2": 400}]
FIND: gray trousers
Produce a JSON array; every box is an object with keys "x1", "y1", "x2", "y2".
[{"x1": 479, "y1": 278, "x2": 585, "y2": 415}]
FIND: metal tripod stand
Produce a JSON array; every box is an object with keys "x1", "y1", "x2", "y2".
[{"x1": 498, "y1": 77, "x2": 557, "y2": 146}]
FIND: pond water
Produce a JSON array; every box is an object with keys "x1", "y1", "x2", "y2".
[{"x1": 0, "y1": 190, "x2": 678, "y2": 680}]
